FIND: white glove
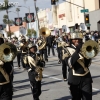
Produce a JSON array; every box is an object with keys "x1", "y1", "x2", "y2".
[{"x1": 0, "y1": 60, "x2": 4, "y2": 66}]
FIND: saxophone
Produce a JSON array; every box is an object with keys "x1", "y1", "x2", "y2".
[{"x1": 35, "y1": 53, "x2": 44, "y2": 81}]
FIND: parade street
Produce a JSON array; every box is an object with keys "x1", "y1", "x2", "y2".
[{"x1": 13, "y1": 50, "x2": 100, "y2": 100}]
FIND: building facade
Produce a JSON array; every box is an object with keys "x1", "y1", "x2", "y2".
[{"x1": 37, "y1": 0, "x2": 100, "y2": 32}]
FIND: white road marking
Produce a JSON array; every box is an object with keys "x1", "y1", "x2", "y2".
[
  {"x1": 43, "y1": 74, "x2": 62, "y2": 81},
  {"x1": 43, "y1": 74, "x2": 100, "y2": 92}
]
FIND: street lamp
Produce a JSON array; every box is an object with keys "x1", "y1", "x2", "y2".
[
  {"x1": 18, "y1": 6, "x2": 33, "y2": 35},
  {"x1": 33, "y1": 0, "x2": 40, "y2": 38}
]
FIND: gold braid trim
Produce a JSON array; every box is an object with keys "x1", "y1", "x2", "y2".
[{"x1": 0, "y1": 67, "x2": 10, "y2": 85}]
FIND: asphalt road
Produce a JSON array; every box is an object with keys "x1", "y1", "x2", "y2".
[{"x1": 12, "y1": 50, "x2": 100, "y2": 100}]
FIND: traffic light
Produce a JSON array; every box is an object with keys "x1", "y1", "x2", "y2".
[
  {"x1": 85, "y1": 14, "x2": 89, "y2": 23},
  {"x1": 51, "y1": 0, "x2": 56, "y2": 5}
]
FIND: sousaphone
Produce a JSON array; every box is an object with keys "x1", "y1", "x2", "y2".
[
  {"x1": 38, "y1": 27, "x2": 51, "y2": 50},
  {"x1": 0, "y1": 43, "x2": 17, "y2": 62},
  {"x1": 81, "y1": 40, "x2": 99, "y2": 59}
]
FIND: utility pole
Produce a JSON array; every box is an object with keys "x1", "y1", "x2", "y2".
[{"x1": 34, "y1": 0, "x2": 40, "y2": 38}]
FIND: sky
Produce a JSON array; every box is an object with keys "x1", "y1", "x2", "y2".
[{"x1": 0, "y1": 0, "x2": 63, "y2": 24}]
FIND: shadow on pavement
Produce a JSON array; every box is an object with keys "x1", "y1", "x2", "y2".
[
  {"x1": 92, "y1": 75, "x2": 100, "y2": 79},
  {"x1": 43, "y1": 74, "x2": 61, "y2": 78},
  {"x1": 45, "y1": 63, "x2": 61, "y2": 68},
  {"x1": 14, "y1": 84, "x2": 30, "y2": 91},
  {"x1": 92, "y1": 90, "x2": 100, "y2": 95},
  {"x1": 13, "y1": 79, "x2": 29, "y2": 84},
  {"x1": 42, "y1": 89, "x2": 50, "y2": 92},
  {"x1": 42, "y1": 80, "x2": 62, "y2": 86},
  {"x1": 55, "y1": 96, "x2": 71, "y2": 100},
  {"x1": 13, "y1": 92, "x2": 32, "y2": 98},
  {"x1": 14, "y1": 71, "x2": 24, "y2": 74}
]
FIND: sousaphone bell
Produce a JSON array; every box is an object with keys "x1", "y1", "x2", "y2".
[
  {"x1": 81, "y1": 40, "x2": 99, "y2": 59},
  {"x1": 38, "y1": 27, "x2": 51, "y2": 50},
  {"x1": 0, "y1": 43, "x2": 17, "y2": 62}
]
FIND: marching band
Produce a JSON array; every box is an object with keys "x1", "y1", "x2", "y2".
[{"x1": 0, "y1": 26, "x2": 99, "y2": 100}]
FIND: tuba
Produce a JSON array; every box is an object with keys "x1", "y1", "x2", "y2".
[
  {"x1": 0, "y1": 43, "x2": 17, "y2": 62},
  {"x1": 38, "y1": 27, "x2": 51, "y2": 50},
  {"x1": 61, "y1": 40, "x2": 99, "y2": 59},
  {"x1": 81, "y1": 40, "x2": 99, "y2": 59}
]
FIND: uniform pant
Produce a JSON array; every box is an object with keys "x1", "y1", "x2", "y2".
[
  {"x1": 21, "y1": 53, "x2": 26, "y2": 69},
  {"x1": 57, "y1": 47, "x2": 61, "y2": 62},
  {"x1": 39, "y1": 49, "x2": 48, "y2": 61},
  {"x1": 62, "y1": 60, "x2": 67, "y2": 79},
  {"x1": 69, "y1": 82, "x2": 92, "y2": 100},
  {"x1": 17, "y1": 52, "x2": 21, "y2": 67},
  {"x1": 30, "y1": 81, "x2": 41, "y2": 100},
  {"x1": 48, "y1": 46, "x2": 55, "y2": 56},
  {"x1": 0, "y1": 83, "x2": 12, "y2": 100}
]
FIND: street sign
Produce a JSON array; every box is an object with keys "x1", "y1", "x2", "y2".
[
  {"x1": 86, "y1": 23, "x2": 91, "y2": 27},
  {"x1": 81, "y1": 9, "x2": 89, "y2": 13}
]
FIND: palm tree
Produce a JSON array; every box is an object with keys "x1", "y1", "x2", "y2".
[
  {"x1": 16, "y1": 7, "x2": 20, "y2": 19},
  {"x1": 0, "y1": 0, "x2": 14, "y2": 39},
  {"x1": 23, "y1": 0, "x2": 27, "y2": 3},
  {"x1": 3, "y1": 14, "x2": 14, "y2": 25}
]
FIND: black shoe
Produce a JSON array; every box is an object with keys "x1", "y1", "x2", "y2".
[{"x1": 45, "y1": 59, "x2": 48, "y2": 62}]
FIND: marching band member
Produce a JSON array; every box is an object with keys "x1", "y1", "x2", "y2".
[
  {"x1": 23, "y1": 43, "x2": 45, "y2": 100},
  {"x1": 55, "y1": 35, "x2": 62, "y2": 64},
  {"x1": 14, "y1": 37, "x2": 21, "y2": 69},
  {"x1": 46, "y1": 34, "x2": 55, "y2": 56},
  {"x1": 59, "y1": 41, "x2": 69, "y2": 81},
  {"x1": 0, "y1": 35, "x2": 14, "y2": 100},
  {"x1": 20, "y1": 37, "x2": 28, "y2": 70},
  {"x1": 37, "y1": 37, "x2": 48, "y2": 62},
  {"x1": 65, "y1": 32, "x2": 93, "y2": 100}
]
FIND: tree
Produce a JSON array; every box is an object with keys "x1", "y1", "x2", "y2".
[
  {"x1": 27, "y1": 29, "x2": 37, "y2": 37},
  {"x1": 0, "y1": 0, "x2": 13, "y2": 11},
  {"x1": 16, "y1": 8, "x2": 20, "y2": 12},
  {"x1": 3, "y1": 14, "x2": 14, "y2": 24},
  {"x1": 0, "y1": 0, "x2": 14, "y2": 39},
  {"x1": 23, "y1": 0, "x2": 27, "y2": 4},
  {"x1": 23, "y1": 17, "x2": 27, "y2": 22},
  {"x1": 36, "y1": 7, "x2": 39, "y2": 12}
]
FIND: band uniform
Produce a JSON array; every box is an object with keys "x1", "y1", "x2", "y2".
[
  {"x1": 64, "y1": 32, "x2": 93, "y2": 100},
  {"x1": 23, "y1": 43, "x2": 45, "y2": 100}
]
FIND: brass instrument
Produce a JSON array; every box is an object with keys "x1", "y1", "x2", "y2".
[
  {"x1": 0, "y1": 43, "x2": 17, "y2": 62},
  {"x1": 38, "y1": 27, "x2": 51, "y2": 50},
  {"x1": 81, "y1": 40, "x2": 99, "y2": 59},
  {"x1": 23, "y1": 53, "x2": 45, "y2": 81},
  {"x1": 35, "y1": 53, "x2": 44, "y2": 81},
  {"x1": 65, "y1": 40, "x2": 99, "y2": 59}
]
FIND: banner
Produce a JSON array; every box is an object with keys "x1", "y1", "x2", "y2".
[
  {"x1": 14, "y1": 17, "x2": 22, "y2": 26},
  {"x1": 0, "y1": 25, "x2": 3, "y2": 30},
  {"x1": 25, "y1": 13, "x2": 35, "y2": 23}
]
